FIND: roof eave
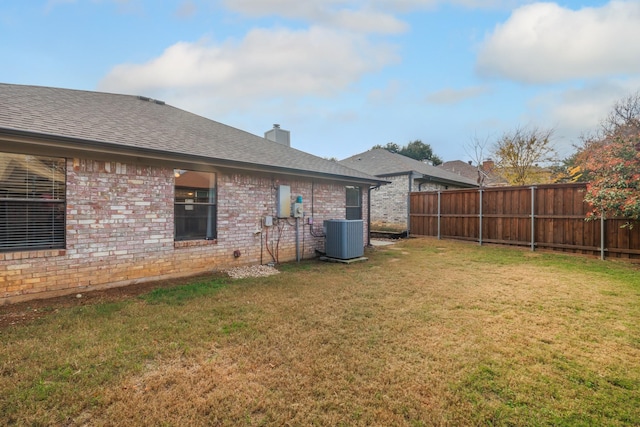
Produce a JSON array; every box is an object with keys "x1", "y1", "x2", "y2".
[
  {"x1": 374, "y1": 170, "x2": 417, "y2": 178},
  {"x1": 416, "y1": 175, "x2": 478, "y2": 188},
  {"x1": 0, "y1": 127, "x2": 386, "y2": 186}
]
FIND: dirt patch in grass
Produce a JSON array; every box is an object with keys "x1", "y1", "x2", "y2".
[{"x1": 2, "y1": 238, "x2": 640, "y2": 426}]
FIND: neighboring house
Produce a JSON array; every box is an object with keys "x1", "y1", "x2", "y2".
[
  {"x1": 438, "y1": 160, "x2": 508, "y2": 187},
  {"x1": 0, "y1": 83, "x2": 384, "y2": 304},
  {"x1": 339, "y1": 149, "x2": 477, "y2": 232}
]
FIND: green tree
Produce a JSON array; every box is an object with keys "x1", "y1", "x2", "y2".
[
  {"x1": 372, "y1": 142, "x2": 401, "y2": 153},
  {"x1": 373, "y1": 140, "x2": 442, "y2": 165},
  {"x1": 491, "y1": 126, "x2": 557, "y2": 185}
]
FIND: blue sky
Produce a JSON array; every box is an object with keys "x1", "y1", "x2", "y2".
[{"x1": 2, "y1": 1, "x2": 639, "y2": 163}]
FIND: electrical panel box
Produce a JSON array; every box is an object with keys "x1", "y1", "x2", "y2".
[
  {"x1": 276, "y1": 185, "x2": 291, "y2": 218},
  {"x1": 264, "y1": 216, "x2": 273, "y2": 227},
  {"x1": 292, "y1": 202, "x2": 303, "y2": 218}
]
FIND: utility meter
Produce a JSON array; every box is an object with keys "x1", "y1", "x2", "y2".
[{"x1": 292, "y1": 202, "x2": 303, "y2": 218}]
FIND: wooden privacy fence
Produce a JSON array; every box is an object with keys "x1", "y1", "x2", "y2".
[{"x1": 410, "y1": 183, "x2": 640, "y2": 260}]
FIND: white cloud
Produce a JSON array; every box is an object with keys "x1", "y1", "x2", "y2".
[
  {"x1": 98, "y1": 26, "x2": 399, "y2": 112},
  {"x1": 367, "y1": 80, "x2": 402, "y2": 104},
  {"x1": 222, "y1": 0, "x2": 408, "y2": 34},
  {"x1": 174, "y1": 1, "x2": 197, "y2": 19},
  {"x1": 426, "y1": 85, "x2": 490, "y2": 104},
  {"x1": 327, "y1": 8, "x2": 408, "y2": 33},
  {"x1": 222, "y1": 0, "x2": 535, "y2": 31},
  {"x1": 520, "y1": 77, "x2": 640, "y2": 155},
  {"x1": 372, "y1": 0, "x2": 534, "y2": 10},
  {"x1": 476, "y1": 1, "x2": 640, "y2": 83}
]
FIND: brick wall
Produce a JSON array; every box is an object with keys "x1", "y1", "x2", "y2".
[
  {"x1": 370, "y1": 174, "x2": 409, "y2": 230},
  {"x1": 370, "y1": 174, "x2": 452, "y2": 231},
  {"x1": 0, "y1": 157, "x2": 367, "y2": 304}
]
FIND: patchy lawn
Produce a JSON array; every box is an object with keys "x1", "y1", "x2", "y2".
[{"x1": 1, "y1": 238, "x2": 640, "y2": 426}]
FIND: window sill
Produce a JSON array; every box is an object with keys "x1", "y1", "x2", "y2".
[
  {"x1": 0, "y1": 249, "x2": 66, "y2": 261},
  {"x1": 174, "y1": 239, "x2": 218, "y2": 249}
]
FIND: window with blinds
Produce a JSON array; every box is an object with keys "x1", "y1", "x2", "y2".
[
  {"x1": 174, "y1": 170, "x2": 217, "y2": 241},
  {"x1": 0, "y1": 152, "x2": 66, "y2": 252}
]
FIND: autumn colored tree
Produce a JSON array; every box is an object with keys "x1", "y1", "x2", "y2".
[
  {"x1": 574, "y1": 91, "x2": 640, "y2": 181},
  {"x1": 574, "y1": 92, "x2": 640, "y2": 226},
  {"x1": 599, "y1": 91, "x2": 640, "y2": 138},
  {"x1": 581, "y1": 130, "x2": 640, "y2": 225},
  {"x1": 491, "y1": 126, "x2": 557, "y2": 185},
  {"x1": 373, "y1": 140, "x2": 443, "y2": 165},
  {"x1": 551, "y1": 153, "x2": 585, "y2": 183}
]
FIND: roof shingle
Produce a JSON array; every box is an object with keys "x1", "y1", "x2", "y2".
[
  {"x1": 0, "y1": 83, "x2": 381, "y2": 183},
  {"x1": 339, "y1": 149, "x2": 477, "y2": 187}
]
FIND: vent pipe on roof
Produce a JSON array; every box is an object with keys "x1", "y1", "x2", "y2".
[{"x1": 265, "y1": 124, "x2": 290, "y2": 147}]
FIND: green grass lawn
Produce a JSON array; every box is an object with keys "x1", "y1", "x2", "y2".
[{"x1": 1, "y1": 238, "x2": 640, "y2": 426}]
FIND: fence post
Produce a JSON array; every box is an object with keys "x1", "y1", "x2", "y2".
[
  {"x1": 601, "y1": 215, "x2": 605, "y2": 260},
  {"x1": 437, "y1": 191, "x2": 441, "y2": 240},
  {"x1": 479, "y1": 189, "x2": 483, "y2": 246},
  {"x1": 531, "y1": 186, "x2": 536, "y2": 251}
]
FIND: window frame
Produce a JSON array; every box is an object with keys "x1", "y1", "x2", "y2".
[
  {"x1": 345, "y1": 185, "x2": 362, "y2": 220},
  {"x1": 0, "y1": 151, "x2": 66, "y2": 252},
  {"x1": 174, "y1": 170, "x2": 217, "y2": 241}
]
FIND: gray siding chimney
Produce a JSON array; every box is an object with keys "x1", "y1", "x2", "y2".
[{"x1": 265, "y1": 124, "x2": 290, "y2": 147}]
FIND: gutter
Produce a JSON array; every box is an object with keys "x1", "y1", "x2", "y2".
[{"x1": 0, "y1": 128, "x2": 386, "y2": 186}]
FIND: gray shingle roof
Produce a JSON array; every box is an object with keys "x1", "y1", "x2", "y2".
[
  {"x1": 438, "y1": 160, "x2": 480, "y2": 182},
  {"x1": 439, "y1": 160, "x2": 507, "y2": 187},
  {"x1": 0, "y1": 83, "x2": 382, "y2": 184},
  {"x1": 339, "y1": 149, "x2": 478, "y2": 187}
]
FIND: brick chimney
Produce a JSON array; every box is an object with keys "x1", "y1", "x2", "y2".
[{"x1": 482, "y1": 159, "x2": 494, "y2": 172}]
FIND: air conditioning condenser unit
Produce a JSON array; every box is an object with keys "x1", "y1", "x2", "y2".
[{"x1": 323, "y1": 219, "x2": 364, "y2": 260}]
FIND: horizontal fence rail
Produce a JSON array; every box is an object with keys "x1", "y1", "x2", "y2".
[{"x1": 410, "y1": 183, "x2": 640, "y2": 260}]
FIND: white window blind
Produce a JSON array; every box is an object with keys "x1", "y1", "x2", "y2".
[
  {"x1": 174, "y1": 170, "x2": 217, "y2": 241},
  {"x1": 0, "y1": 152, "x2": 66, "y2": 251}
]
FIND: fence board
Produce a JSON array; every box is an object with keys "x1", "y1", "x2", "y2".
[{"x1": 409, "y1": 183, "x2": 640, "y2": 260}]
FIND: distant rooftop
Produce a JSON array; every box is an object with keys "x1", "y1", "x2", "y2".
[{"x1": 339, "y1": 149, "x2": 477, "y2": 187}]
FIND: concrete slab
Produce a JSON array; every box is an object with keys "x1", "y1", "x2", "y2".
[
  {"x1": 319, "y1": 256, "x2": 369, "y2": 264},
  {"x1": 370, "y1": 239, "x2": 396, "y2": 247}
]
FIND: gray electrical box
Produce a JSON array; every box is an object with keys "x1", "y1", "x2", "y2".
[
  {"x1": 276, "y1": 185, "x2": 291, "y2": 218},
  {"x1": 292, "y1": 202, "x2": 303, "y2": 218}
]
